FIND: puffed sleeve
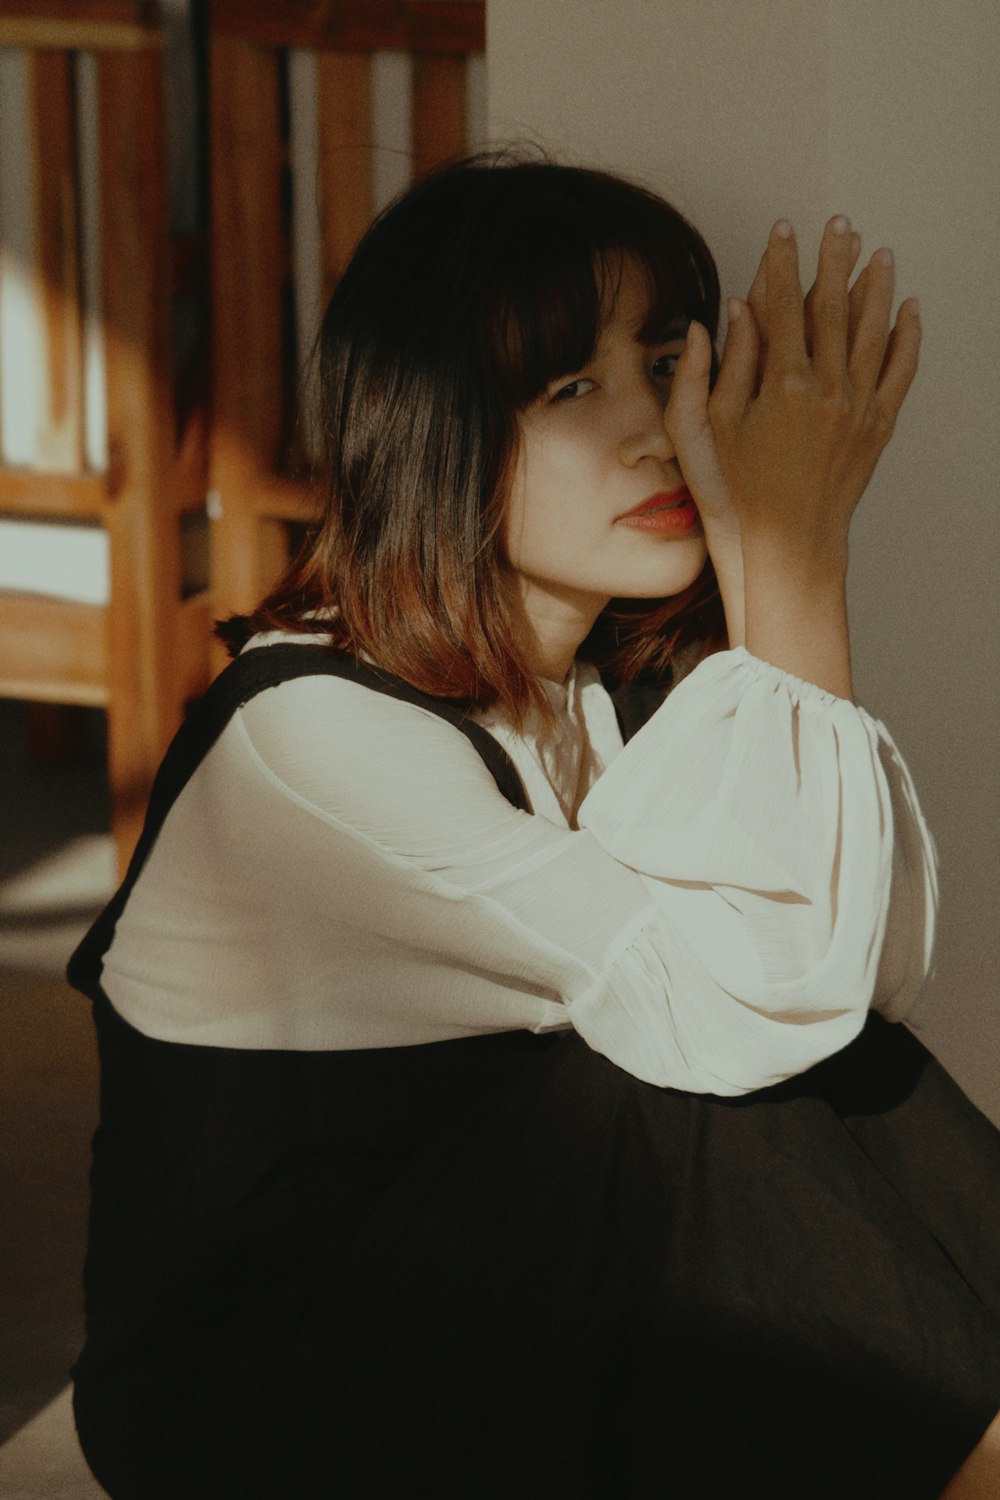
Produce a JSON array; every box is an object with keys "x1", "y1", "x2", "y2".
[
  {"x1": 571, "y1": 648, "x2": 938, "y2": 1086},
  {"x1": 866, "y1": 717, "x2": 939, "y2": 1021}
]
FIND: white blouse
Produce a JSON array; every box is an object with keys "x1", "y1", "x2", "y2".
[{"x1": 101, "y1": 638, "x2": 938, "y2": 1097}]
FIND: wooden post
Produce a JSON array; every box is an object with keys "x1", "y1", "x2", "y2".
[
  {"x1": 317, "y1": 51, "x2": 373, "y2": 299},
  {"x1": 98, "y1": 44, "x2": 178, "y2": 868},
  {"x1": 28, "y1": 49, "x2": 85, "y2": 473},
  {"x1": 412, "y1": 54, "x2": 466, "y2": 178},
  {"x1": 208, "y1": 34, "x2": 288, "y2": 623}
]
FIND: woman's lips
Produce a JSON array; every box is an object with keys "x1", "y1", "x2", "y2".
[{"x1": 617, "y1": 487, "x2": 701, "y2": 534}]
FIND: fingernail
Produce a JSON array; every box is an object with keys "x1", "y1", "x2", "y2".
[
  {"x1": 830, "y1": 215, "x2": 851, "y2": 235},
  {"x1": 727, "y1": 297, "x2": 742, "y2": 322},
  {"x1": 907, "y1": 298, "x2": 921, "y2": 323},
  {"x1": 773, "y1": 219, "x2": 793, "y2": 240},
  {"x1": 875, "y1": 247, "x2": 894, "y2": 267}
]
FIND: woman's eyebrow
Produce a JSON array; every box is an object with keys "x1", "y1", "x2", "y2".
[
  {"x1": 635, "y1": 315, "x2": 690, "y2": 343},
  {"x1": 658, "y1": 317, "x2": 690, "y2": 340}
]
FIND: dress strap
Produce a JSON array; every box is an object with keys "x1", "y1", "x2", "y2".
[{"x1": 68, "y1": 644, "x2": 530, "y2": 997}]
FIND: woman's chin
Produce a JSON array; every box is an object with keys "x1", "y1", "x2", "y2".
[{"x1": 611, "y1": 536, "x2": 710, "y2": 599}]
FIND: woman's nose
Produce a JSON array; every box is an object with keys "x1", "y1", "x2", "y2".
[{"x1": 618, "y1": 379, "x2": 676, "y2": 467}]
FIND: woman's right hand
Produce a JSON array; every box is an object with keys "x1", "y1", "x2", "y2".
[
  {"x1": 704, "y1": 214, "x2": 921, "y2": 567},
  {"x1": 665, "y1": 213, "x2": 921, "y2": 695}
]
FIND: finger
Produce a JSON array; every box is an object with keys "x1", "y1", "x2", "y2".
[
  {"x1": 746, "y1": 247, "x2": 769, "y2": 385},
  {"x1": 763, "y1": 220, "x2": 808, "y2": 373},
  {"x1": 710, "y1": 297, "x2": 760, "y2": 419},
  {"x1": 807, "y1": 214, "x2": 854, "y2": 389},
  {"x1": 663, "y1": 318, "x2": 713, "y2": 442},
  {"x1": 805, "y1": 229, "x2": 862, "y2": 353},
  {"x1": 847, "y1": 261, "x2": 871, "y2": 348},
  {"x1": 849, "y1": 247, "x2": 896, "y2": 393},
  {"x1": 746, "y1": 247, "x2": 768, "y2": 323},
  {"x1": 873, "y1": 298, "x2": 921, "y2": 429},
  {"x1": 752, "y1": 228, "x2": 860, "y2": 333}
]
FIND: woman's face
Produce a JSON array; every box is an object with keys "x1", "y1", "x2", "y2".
[{"x1": 505, "y1": 259, "x2": 708, "y2": 651}]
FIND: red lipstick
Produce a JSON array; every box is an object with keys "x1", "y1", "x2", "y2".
[{"x1": 617, "y1": 486, "x2": 701, "y2": 535}]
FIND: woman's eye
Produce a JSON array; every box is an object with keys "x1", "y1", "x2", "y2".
[
  {"x1": 652, "y1": 353, "x2": 681, "y2": 380},
  {"x1": 551, "y1": 377, "x2": 596, "y2": 402}
]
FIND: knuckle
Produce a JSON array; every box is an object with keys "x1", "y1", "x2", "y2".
[
  {"x1": 772, "y1": 285, "x2": 801, "y2": 312},
  {"x1": 852, "y1": 397, "x2": 890, "y2": 441},
  {"x1": 872, "y1": 405, "x2": 897, "y2": 442},
  {"x1": 775, "y1": 369, "x2": 810, "y2": 400},
  {"x1": 814, "y1": 293, "x2": 846, "y2": 326},
  {"x1": 819, "y1": 381, "x2": 852, "y2": 416}
]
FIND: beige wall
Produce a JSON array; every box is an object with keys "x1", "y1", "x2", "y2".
[{"x1": 488, "y1": 0, "x2": 1000, "y2": 1121}]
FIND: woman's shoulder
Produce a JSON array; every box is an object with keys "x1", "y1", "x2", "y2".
[{"x1": 229, "y1": 638, "x2": 520, "y2": 840}]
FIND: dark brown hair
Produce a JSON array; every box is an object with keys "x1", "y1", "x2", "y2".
[{"x1": 218, "y1": 150, "x2": 727, "y2": 723}]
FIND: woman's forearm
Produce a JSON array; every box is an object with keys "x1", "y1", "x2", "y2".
[
  {"x1": 705, "y1": 509, "x2": 854, "y2": 700},
  {"x1": 703, "y1": 517, "x2": 746, "y2": 649},
  {"x1": 742, "y1": 534, "x2": 853, "y2": 701}
]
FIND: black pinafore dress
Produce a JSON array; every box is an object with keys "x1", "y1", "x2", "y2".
[{"x1": 69, "y1": 646, "x2": 1000, "y2": 1499}]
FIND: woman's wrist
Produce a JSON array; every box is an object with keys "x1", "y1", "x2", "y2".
[
  {"x1": 742, "y1": 538, "x2": 853, "y2": 700},
  {"x1": 701, "y1": 515, "x2": 746, "y2": 648}
]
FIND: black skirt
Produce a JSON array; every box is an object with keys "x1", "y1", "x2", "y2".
[{"x1": 68, "y1": 646, "x2": 1000, "y2": 1498}]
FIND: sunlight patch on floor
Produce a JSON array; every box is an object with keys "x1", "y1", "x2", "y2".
[
  {"x1": 0, "y1": 836, "x2": 115, "y2": 976},
  {"x1": 0, "y1": 1386, "x2": 104, "y2": 1499}
]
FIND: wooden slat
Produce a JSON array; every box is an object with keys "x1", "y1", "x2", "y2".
[
  {"x1": 317, "y1": 51, "x2": 373, "y2": 297},
  {"x1": 210, "y1": 0, "x2": 485, "y2": 55},
  {"x1": 0, "y1": 469, "x2": 106, "y2": 517},
  {"x1": 209, "y1": 35, "x2": 288, "y2": 617},
  {"x1": 412, "y1": 53, "x2": 466, "y2": 177},
  {"x1": 253, "y1": 474, "x2": 318, "y2": 524},
  {"x1": 208, "y1": 39, "x2": 288, "y2": 471},
  {"x1": 171, "y1": 230, "x2": 209, "y2": 296},
  {"x1": 0, "y1": 0, "x2": 162, "y2": 51},
  {"x1": 0, "y1": 594, "x2": 106, "y2": 705},
  {"x1": 0, "y1": 0, "x2": 159, "y2": 22},
  {"x1": 28, "y1": 50, "x2": 85, "y2": 473},
  {"x1": 174, "y1": 406, "x2": 209, "y2": 515},
  {"x1": 256, "y1": 516, "x2": 291, "y2": 597},
  {"x1": 97, "y1": 45, "x2": 178, "y2": 863},
  {"x1": 170, "y1": 230, "x2": 211, "y2": 512}
]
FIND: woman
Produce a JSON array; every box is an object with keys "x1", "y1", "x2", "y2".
[{"x1": 70, "y1": 154, "x2": 1000, "y2": 1497}]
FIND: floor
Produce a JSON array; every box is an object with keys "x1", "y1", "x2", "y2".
[{"x1": 0, "y1": 701, "x2": 115, "y2": 1495}]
